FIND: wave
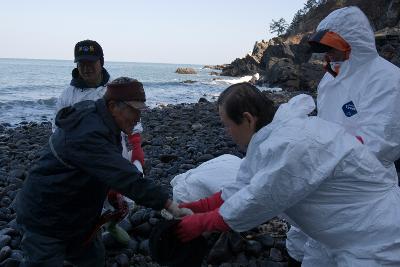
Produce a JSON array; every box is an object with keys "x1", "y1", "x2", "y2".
[
  {"x1": 0, "y1": 97, "x2": 57, "y2": 108},
  {"x1": 203, "y1": 75, "x2": 256, "y2": 86}
]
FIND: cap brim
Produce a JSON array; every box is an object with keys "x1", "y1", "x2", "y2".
[
  {"x1": 125, "y1": 101, "x2": 148, "y2": 111},
  {"x1": 74, "y1": 55, "x2": 101, "y2": 63}
]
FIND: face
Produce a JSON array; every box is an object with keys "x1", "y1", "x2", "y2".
[
  {"x1": 325, "y1": 48, "x2": 347, "y2": 62},
  {"x1": 218, "y1": 106, "x2": 257, "y2": 151},
  {"x1": 109, "y1": 101, "x2": 141, "y2": 134},
  {"x1": 77, "y1": 59, "x2": 102, "y2": 86}
]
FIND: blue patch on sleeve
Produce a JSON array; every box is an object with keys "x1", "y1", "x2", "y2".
[{"x1": 342, "y1": 101, "x2": 358, "y2": 117}]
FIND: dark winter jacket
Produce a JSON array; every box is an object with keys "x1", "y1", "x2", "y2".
[{"x1": 17, "y1": 98, "x2": 169, "y2": 240}]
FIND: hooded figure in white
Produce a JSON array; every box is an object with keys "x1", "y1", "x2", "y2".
[
  {"x1": 219, "y1": 94, "x2": 400, "y2": 266},
  {"x1": 286, "y1": 6, "x2": 400, "y2": 265}
]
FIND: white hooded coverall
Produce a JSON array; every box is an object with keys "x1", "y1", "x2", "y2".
[
  {"x1": 286, "y1": 6, "x2": 400, "y2": 265},
  {"x1": 219, "y1": 94, "x2": 400, "y2": 266}
]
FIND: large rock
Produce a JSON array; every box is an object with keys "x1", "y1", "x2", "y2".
[
  {"x1": 221, "y1": 54, "x2": 262, "y2": 77},
  {"x1": 251, "y1": 40, "x2": 269, "y2": 62},
  {"x1": 266, "y1": 58, "x2": 300, "y2": 90},
  {"x1": 261, "y1": 38, "x2": 295, "y2": 68},
  {"x1": 298, "y1": 61, "x2": 325, "y2": 90},
  {"x1": 175, "y1": 67, "x2": 197, "y2": 74}
]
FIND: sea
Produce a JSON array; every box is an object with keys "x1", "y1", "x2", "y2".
[{"x1": 0, "y1": 58, "x2": 280, "y2": 126}]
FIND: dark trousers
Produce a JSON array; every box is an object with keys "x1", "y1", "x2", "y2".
[{"x1": 20, "y1": 229, "x2": 105, "y2": 267}]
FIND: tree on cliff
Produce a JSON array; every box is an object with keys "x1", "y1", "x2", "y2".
[{"x1": 269, "y1": 18, "x2": 289, "y2": 36}]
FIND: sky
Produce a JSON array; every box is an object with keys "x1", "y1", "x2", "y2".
[{"x1": 1, "y1": 0, "x2": 308, "y2": 65}]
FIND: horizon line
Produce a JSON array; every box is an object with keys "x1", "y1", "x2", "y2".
[{"x1": 0, "y1": 57, "x2": 226, "y2": 67}]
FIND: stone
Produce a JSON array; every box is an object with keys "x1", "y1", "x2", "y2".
[
  {"x1": 9, "y1": 250, "x2": 23, "y2": 261},
  {"x1": 269, "y1": 247, "x2": 284, "y2": 262},
  {"x1": 0, "y1": 246, "x2": 12, "y2": 262},
  {"x1": 175, "y1": 68, "x2": 197, "y2": 74},
  {"x1": 0, "y1": 235, "x2": 11, "y2": 248},
  {"x1": 132, "y1": 222, "x2": 152, "y2": 237},
  {"x1": 246, "y1": 240, "x2": 263, "y2": 256},
  {"x1": 115, "y1": 253, "x2": 129, "y2": 267},
  {"x1": 256, "y1": 234, "x2": 275, "y2": 248},
  {"x1": 138, "y1": 239, "x2": 150, "y2": 255}
]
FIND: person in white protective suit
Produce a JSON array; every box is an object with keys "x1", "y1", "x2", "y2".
[
  {"x1": 175, "y1": 82, "x2": 400, "y2": 266},
  {"x1": 285, "y1": 6, "x2": 400, "y2": 266},
  {"x1": 54, "y1": 40, "x2": 146, "y2": 245}
]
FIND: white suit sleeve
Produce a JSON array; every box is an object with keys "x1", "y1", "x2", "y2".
[
  {"x1": 356, "y1": 71, "x2": 400, "y2": 164},
  {"x1": 219, "y1": 135, "x2": 339, "y2": 232}
]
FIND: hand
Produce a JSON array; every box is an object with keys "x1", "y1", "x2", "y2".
[
  {"x1": 108, "y1": 190, "x2": 129, "y2": 221},
  {"x1": 179, "y1": 191, "x2": 224, "y2": 213},
  {"x1": 176, "y1": 209, "x2": 230, "y2": 242},
  {"x1": 167, "y1": 200, "x2": 194, "y2": 218}
]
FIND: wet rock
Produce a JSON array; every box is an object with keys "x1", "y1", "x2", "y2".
[
  {"x1": 0, "y1": 246, "x2": 11, "y2": 262},
  {"x1": 175, "y1": 68, "x2": 197, "y2": 74},
  {"x1": 138, "y1": 239, "x2": 150, "y2": 255},
  {"x1": 0, "y1": 235, "x2": 11, "y2": 247},
  {"x1": 159, "y1": 154, "x2": 178, "y2": 163},
  {"x1": 246, "y1": 240, "x2": 263, "y2": 256},
  {"x1": 132, "y1": 222, "x2": 152, "y2": 237},
  {"x1": 127, "y1": 239, "x2": 138, "y2": 253},
  {"x1": 235, "y1": 252, "x2": 249, "y2": 266},
  {"x1": 269, "y1": 247, "x2": 284, "y2": 262},
  {"x1": 256, "y1": 234, "x2": 275, "y2": 248},
  {"x1": 9, "y1": 236, "x2": 21, "y2": 249},
  {"x1": 115, "y1": 253, "x2": 129, "y2": 267},
  {"x1": 102, "y1": 232, "x2": 123, "y2": 249},
  {"x1": 118, "y1": 218, "x2": 132, "y2": 233},
  {"x1": 0, "y1": 258, "x2": 20, "y2": 267},
  {"x1": 181, "y1": 80, "x2": 197, "y2": 84},
  {"x1": 9, "y1": 250, "x2": 22, "y2": 261}
]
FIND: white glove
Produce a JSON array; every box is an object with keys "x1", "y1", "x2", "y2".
[{"x1": 166, "y1": 200, "x2": 193, "y2": 219}]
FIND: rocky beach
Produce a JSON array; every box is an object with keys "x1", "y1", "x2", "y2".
[{"x1": 0, "y1": 92, "x2": 301, "y2": 267}]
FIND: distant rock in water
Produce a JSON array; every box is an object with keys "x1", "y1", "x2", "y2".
[
  {"x1": 203, "y1": 64, "x2": 227, "y2": 70},
  {"x1": 175, "y1": 67, "x2": 197, "y2": 74},
  {"x1": 209, "y1": 71, "x2": 220, "y2": 76},
  {"x1": 181, "y1": 80, "x2": 197, "y2": 84}
]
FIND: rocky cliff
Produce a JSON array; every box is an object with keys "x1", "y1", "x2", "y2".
[{"x1": 221, "y1": 0, "x2": 400, "y2": 91}]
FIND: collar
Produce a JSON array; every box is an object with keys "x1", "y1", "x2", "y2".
[
  {"x1": 95, "y1": 98, "x2": 121, "y2": 137},
  {"x1": 70, "y1": 68, "x2": 111, "y2": 89}
]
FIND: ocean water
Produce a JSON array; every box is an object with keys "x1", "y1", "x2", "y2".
[{"x1": 0, "y1": 58, "x2": 278, "y2": 125}]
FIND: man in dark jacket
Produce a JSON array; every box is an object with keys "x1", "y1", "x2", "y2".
[{"x1": 17, "y1": 77, "x2": 190, "y2": 267}]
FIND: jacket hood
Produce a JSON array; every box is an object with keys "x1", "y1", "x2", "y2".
[
  {"x1": 273, "y1": 94, "x2": 316, "y2": 123},
  {"x1": 55, "y1": 98, "x2": 120, "y2": 136},
  {"x1": 70, "y1": 68, "x2": 111, "y2": 89},
  {"x1": 250, "y1": 94, "x2": 315, "y2": 147},
  {"x1": 316, "y1": 6, "x2": 378, "y2": 66}
]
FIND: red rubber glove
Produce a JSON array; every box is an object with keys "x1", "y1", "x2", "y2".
[
  {"x1": 107, "y1": 190, "x2": 129, "y2": 222},
  {"x1": 179, "y1": 191, "x2": 224, "y2": 213},
  {"x1": 128, "y1": 133, "x2": 145, "y2": 167},
  {"x1": 176, "y1": 209, "x2": 230, "y2": 242}
]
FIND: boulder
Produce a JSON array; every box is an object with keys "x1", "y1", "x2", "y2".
[
  {"x1": 175, "y1": 68, "x2": 197, "y2": 74},
  {"x1": 266, "y1": 58, "x2": 300, "y2": 90},
  {"x1": 221, "y1": 54, "x2": 261, "y2": 77},
  {"x1": 298, "y1": 61, "x2": 325, "y2": 90},
  {"x1": 261, "y1": 38, "x2": 295, "y2": 68}
]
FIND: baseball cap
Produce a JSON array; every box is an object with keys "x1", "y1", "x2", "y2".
[
  {"x1": 74, "y1": 40, "x2": 104, "y2": 63},
  {"x1": 105, "y1": 77, "x2": 148, "y2": 110}
]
